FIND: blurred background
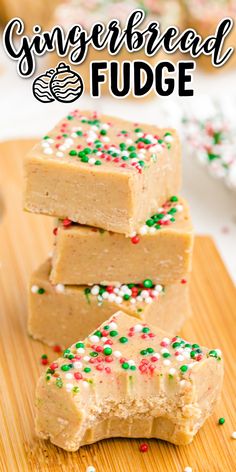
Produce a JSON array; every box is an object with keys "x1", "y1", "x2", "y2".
[{"x1": 0, "y1": 0, "x2": 235, "y2": 282}]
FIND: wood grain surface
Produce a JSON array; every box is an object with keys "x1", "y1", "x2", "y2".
[{"x1": 0, "y1": 140, "x2": 236, "y2": 472}]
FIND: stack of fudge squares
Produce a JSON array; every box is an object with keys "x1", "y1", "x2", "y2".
[
  {"x1": 24, "y1": 110, "x2": 224, "y2": 451},
  {"x1": 25, "y1": 109, "x2": 194, "y2": 348}
]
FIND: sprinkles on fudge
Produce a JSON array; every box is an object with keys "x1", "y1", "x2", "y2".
[
  {"x1": 44, "y1": 316, "x2": 222, "y2": 392},
  {"x1": 41, "y1": 110, "x2": 174, "y2": 174}
]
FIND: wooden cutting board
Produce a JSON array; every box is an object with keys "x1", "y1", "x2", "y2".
[{"x1": 0, "y1": 140, "x2": 236, "y2": 472}]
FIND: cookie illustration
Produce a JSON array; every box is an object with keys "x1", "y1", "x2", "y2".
[
  {"x1": 49, "y1": 62, "x2": 84, "y2": 103},
  {"x1": 32, "y1": 69, "x2": 55, "y2": 103}
]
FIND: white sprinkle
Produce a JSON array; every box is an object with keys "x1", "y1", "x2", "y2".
[
  {"x1": 108, "y1": 293, "x2": 116, "y2": 302},
  {"x1": 164, "y1": 135, "x2": 173, "y2": 143},
  {"x1": 47, "y1": 138, "x2": 54, "y2": 144},
  {"x1": 65, "y1": 383, "x2": 73, "y2": 392},
  {"x1": 65, "y1": 138, "x2": 73, "y2": 146},
  {"x1": 139, "y1": 225, "x2": 148, "y2": 235},
  {"x1": 136, "y1": 132, "x2": 143, "y2": 138},
  {"x1": 56, "y1": 151, "x2": 64, "y2": 158},
  {"x1": 136, "y1": 295, "x2": 143, "y2": 302},
  {"x1": 101, "y1": 337, "x2": 108, "y2": 343},
  {"x1": 42, "y1": 141, "x2": 49, "y2": 148},
  {"x1": 102, "y1": 291, "x2": 109, "y2": 299},
  {"x1": 176, "y1": 355, "x2": 184, "y2": 362},
  {"x1": 109, "y1": 322, "x2": 117, "y2": 330},
  {"x1": 97, "y1": 295, "x2": 103, "y2": 302},
  {"x1": 96, "y1": 151, "x2": 102, "y2": 157},
  {"x1": 101, "y1": 123, "x2": 109, "y2": 130},
  {"x1": 44, "y1": 147, "x2": 53, "y2": 155},
  {"x1": 82, "y1": 381, "x2": 89, "y2": 389},
  {"x1": 91, "y1": 285, "x2": 100, "y2": 296},
  {"x1": 91, "y1": 125, "x2": 99, "y2": 131},
  {"x1": 88, "y1": 157, "x2": 96, "y2": 165},
  {"x1": 114, "y1": 350, "x2": 121, "y2": 358},
  {"x1": 86, "y1": 466, "x2": 96, "y2": 472},
  {"x1": 169, "y1": 368, "x2": 176, "y2": 375},
  {"x1": 162, "y1": 337, "x2": 170, "y2": 345},
  {"x1": 134, "y1": 324, "x2": 143, "y2": 332},
  {"x1": 126, "y1": 138, "x2": 133, "y2": 144},
  {"x1": 89, "y1": 335, "x2": 100, "y2": 344},
  {"x1": 145, "y1": 296, "x2": 153, "y2": 304},
  {"x1": 102, "y1": 136, "x2": 110, "y2": 142},
  {"x1": 115, "y1": 296, "x2": 123, "y2": 304},
  {"x1": 175, "y1": 204, "x2": 183, "y2": 212},
  {"x1": 161, "y1": 348, "x2": 169, "y2": 354},
  {"x1": 83, "y1": 356, "x2": 90, "y2": 362},
  {"x1": 155, "y1": 285, "x2": 163, "y2": 293},
  {"x1": 163, "y1": 359, "x2": 171, "y2": 366},
  {"x1": 153, "y1": 352, "x2": 161, "y2": 359},
  {"x1": 73, "y1": 361, "x2": 83, "y2": 370},
  {"x1": 140, "y1": 290, "x2": 149, "y2": 299},
  {"x1": 179, "y1": 380, "x2": 187, "y2": 387},
  {"x1": 55, "y1": 283, "x2": 65, "y2": 294},
  {"x1": 31, "y1": 285, "x2": 39, "y2": 294},
  {"x1": 114, "y1": 287, "x2": 120, "y2": 294},
  {"x1": 76, "y1": 348, "x2": 85, "y2": 354},
  {"x1": 130, "y1": 298, "x2": 136, "y2": 304},
  {"x1": 65, "y1": 373, "x2": 73, "y2": 379},
  {"x1": 231, "y1": 432, "x2": 236, "y2": 439},
  {"x1": 184, "y1": 467, "x2": 192, "y2": 472},
  {"x1": 128, "y1": 359, "x2": 135, "y2": 366}
]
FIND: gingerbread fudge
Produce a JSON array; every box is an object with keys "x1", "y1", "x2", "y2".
[
  {"x1": 51, "y1": 196, "x2": 193, "y2": 285},
  {"x1": 24, "y1": 110, "x2": 181, "y2": 235},
  {"x1": 28, "y1": 259, "x2": 191, "y2": 348},
  {"x1": 36, "y1": 311, "x2": 223, "y2": 451}
]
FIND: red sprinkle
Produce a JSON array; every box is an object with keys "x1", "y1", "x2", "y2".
[
  {"x1": 53, "y1": 345, "x2": 62, "y2": 353},
  {"x1": 139, "y1": 443, "x2": 148, "y2": 453},
  {"x1": 63, "y1": 218, "x2": 72, "y2": 227},
  {"x1": 53, "y1": 227, "x2": 58, "y2": 236},
  {"x1": 181, "y1": 278, "x2": 187, "y2": 284},
  {"x1": 131, "y1": 235, "x2": 140, "y2": 245},
  {"x1": 50, "y1": 362, "x2": 58, "y2": 370},
  {"x1": 41, "y1": 358, "x2": 48, "y2": 366}
]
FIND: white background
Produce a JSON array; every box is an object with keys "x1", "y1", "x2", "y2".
[{"x1": 0, "y1": 45, "x2": 235, "y2": 283}]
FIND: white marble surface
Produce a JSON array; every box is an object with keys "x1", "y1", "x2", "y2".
[{"x1": 0, "y1": 46, "x2": 235, "y2": 282}]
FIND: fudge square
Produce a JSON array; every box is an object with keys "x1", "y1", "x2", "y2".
[
  {"x1": 24, "y1": 110, "x2": 181, "y2": 235},
  {"x1": 36, "y1": 311, "x2": 223, "y2": 451},
  {"x1": 28, "y1": 259, "x2": 191, "y2": 348},
  {"x1": 51, "y1": 196, "x2": 193, "y2": 286}
]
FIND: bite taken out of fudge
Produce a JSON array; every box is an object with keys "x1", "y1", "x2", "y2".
[
  {"x1": 24, "y1": 110, "x2": 181, "y2": 235},
  {"x1": 51, "y1": 196, "x2": 193, "y2": 286},
  {"x1": 29, "y1": 259, "x2": 191, "y2": 348},
  {"x1": 35, "y1": 311, "x2": 223, "y2": 451}
]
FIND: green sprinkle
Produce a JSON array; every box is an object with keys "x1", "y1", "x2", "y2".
[
  {"x1": 122, "y1": 362, "x2": 129, "y2": 369},
  {"x1": 103, "y1": 325, "x2": 110, "y2": 330},
  {"x1": 146, "y1": 219, "x2": 155, "y2": 227},
  {"x1": 90, "y1": 351, "x2": 98, "y2": 357},
  {"x1": 162, "y1": 352, "x2": 171, "y2": 358},
  {"x1": 128, "y1": 146, "x2": 136, "y2": 151},
  {"x1": 123, "y1": 294, "x2": 130, "y2": 301},
  {"x1": 180, "y1": 365, "x2": 188, "y2": 373},
  {"x1": 94, "y1": 330, "x2": 102, "y2": 338},
  {"x1": 75, "y1": 342, "x2": 84, "y2": 349},
  {"x1": 43, "y1": 135, "x2": 49, "y2": 140},
  {"x1": 76, "y1": 130, "x2": 83, "y2": 136},
  {"x1": 130, "y1": 365, "x2": 136, "y2": 371},
  {"x1": 69, "y1": 150, "x2": 77, "y2": 156},
  {"x1": 208, "y1": 350, "x2": 218, "y2": 358},
  {"x1": 84, "y1": 147, "x2": 91, "y2": 154},
  {"x1": 61, "y1": 364, "x2": 70, "y2": 372},
  {"x1": 172, "y1": 342, "x2": 181, "y2": 349},
  {"x1": 110, "y1": 330, "x2": 118, "y2": 337},
  {"x1": 142, "y1": 327, "x2": 150, "y2": 333},
  {"x1": 170, "y1": 196, "x2": 178, "y2": 202},
  {"x1": 140, "y1": 349, "x2": 147, "y2": 356},
  {"x1": 38, "y1": 288, "x2": 45, "y2": 295},
  {"x1": 103, "y1": 347, "x2": 112, "y2": 356},
  {"x1": 95, "y1": 160, "x2": 102, "y2": 165},
  {"x1": 67, "y1": 115, "x2": 73, "y2": 120},
  {"x1": 135, "y1": 128, "x2": 142, "y2": 132},
  {"x1": 143, "y1": 279, "x2": 153, "y2": 288},
  {"x1": 190, "y1": 351, "x2": 196, "y2": 358},
  {"x1": 218, "y1": 417, "x2": 225, "y2": 425},
  {"x1": 129, "y1": 152, "x2": 137, "y2": 158},
  {"x1": 84, "y1": 367, "x2": 91, "y2": 373},
  {"x1": 81, "y1": 156, "x2": 89, "y2": 163},
  {"x1": 119, "y1": 337, "x2": 128, "y2": 344},
  {"x1": 147, "y1": 347, "x2": 154, "y2": 354},
  {"x1": 100, "y1": 129, "x2": 107, "y2": 135}
]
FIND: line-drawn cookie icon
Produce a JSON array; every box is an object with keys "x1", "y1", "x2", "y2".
[
  {"x1": 32, "y1": 69, "x2": 55, "y2": 103},
  {"x1": 49, "y1": 62, "x2": 84, "y2": 103}
]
